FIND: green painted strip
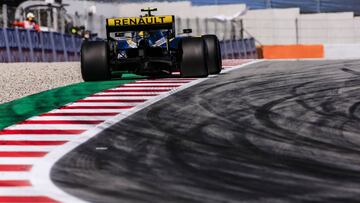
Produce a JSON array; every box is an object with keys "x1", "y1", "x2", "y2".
[{"x1": 0, "y1": 74, "x2": 145, "y2": 130}]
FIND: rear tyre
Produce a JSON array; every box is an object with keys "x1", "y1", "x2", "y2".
[
  {"x1": 179, "y1": 37, "x2": 208, "y2": 78},
  {"x1": 202, "y1": 35, "x2": 222, "y2": 74},
  {"x1": 81, "y1": 41, "x2": 111, "y2": 81}
]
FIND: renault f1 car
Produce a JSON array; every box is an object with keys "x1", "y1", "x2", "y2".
[{"x1": 81, "y1": 8, "x2": 222, "y2": 81}]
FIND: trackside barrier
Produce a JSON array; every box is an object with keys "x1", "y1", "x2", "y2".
[
  {"x1": 41, "y1": 32, "x2": 55, "y2": 62},
  {"x1": 220, "y1": 38, "x2": 258, "y2": 59},
  {"x1": 323, "y1": 44, "x2": 360, "y2": 60},
  {"x1": 261, "y1": 45, "x2": 324, "y2": 59},
  {"x1": 0, "y1": 28, "x2": 82, "y2": 63},
  {"x1": 6, "y1": 29, "x2": 22, "y2": 62},
  {"x1": 52, "y1": 32, "x2": 67, "y2": 62},
  {"x1": 29, "y1": 30, "x2": 42, "y2": 62},
  {"x1": 0, "y1": 28, "x2": 257, "y2": 62},
  {"x1": 18, "y1": 29, "x2": 32, "y2": 62},
  {"x1": 258, "y1": 44, "x2": 360, "y2": 59},
  {"x1": 0, "y1": 29, "x2": 8, "y2": 62}
]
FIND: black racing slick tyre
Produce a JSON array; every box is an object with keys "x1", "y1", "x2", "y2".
[
  {"x1": 202, "y1": 35, "x2": 222, "y2": 74},
  {"x1": 179, "y1": 37, "x2": 208, "y2": 78},
  {"x1": 81, "y1": 41, "x2": 111, "y2": 81}
]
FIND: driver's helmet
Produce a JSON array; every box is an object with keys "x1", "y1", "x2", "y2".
[
  {"x1": 138, "y1": 31, "x2": 145, "y2": 38},
  {"x1": 136, "y1": 30, "x2": 165, "y2": 46}
]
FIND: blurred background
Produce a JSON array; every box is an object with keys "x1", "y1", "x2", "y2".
[
  {"x1": 2, "y1": 0, "x2": 360, "y2": 43},
  {"x1": 1, "y1": 0, "x2": 360, "y2": 62}
]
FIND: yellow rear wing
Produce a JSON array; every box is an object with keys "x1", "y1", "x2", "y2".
[{"x1": 106, "y1": 15, "x2": 175, "y2": 33}]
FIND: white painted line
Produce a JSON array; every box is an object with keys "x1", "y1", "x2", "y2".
[
  {"x1": 84, "y1": 96, "x2": 155, "y2": 100},
  {"x1": 221, "y1": 60, "x2": 263, "y2": 74},
  {"x1": 94, "y1": 92, "x2": 161, "y2": 96},
  {"x1": 7, "y1": 124, "x2": 94, "y2": 130},
  {"x1": 65, "y1": 102, "x2": 141, "y2": 107},
  {"x1": 0, "y1": 188, "x2": 44, "y2": 196},
  {"x1": 111, "y1": 87, "x2": 173, "y2": 90},
  {"x1": 0, "y1": 146, "x2": 54, "y2": 152},
  {"x1": 29, "y1": 116, "x2": 110, "y2": 121},
  {"x1": 0, "y1": 172, "x2": 32, "y2": 180},
  {"x1": 142, "y1": 78, "x2": 194, "y2": 81},
  {"x1": 135, "y1": 79, "x2": 189, "y2": 81},
  {"x1": 122, "y1": 83, "x2": 182, "y2": 86},
  {"x1": 51, "y1": 109, "x2": 128, "y2": 113},
  {"x1": 0, "y1": 135, "x2": 77, "y2": 141},
  {"x1": 0, "y1": 158, "x2": 41, "y2": 165}
]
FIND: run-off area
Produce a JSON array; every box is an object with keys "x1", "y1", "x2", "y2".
[{"x1": 51, "y1": 60, "x2": 360, "y2": 202}]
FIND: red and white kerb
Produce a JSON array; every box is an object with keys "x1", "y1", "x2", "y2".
[
  {"x1": 0, "y1": 60, "x2": 255, "y2": 203},
  {"x1": 0, "y1": 78, "x2": 196, "y2": 203}
]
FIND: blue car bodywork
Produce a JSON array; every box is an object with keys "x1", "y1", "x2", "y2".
[{"x1": 116, "y1": 31, "x2": 182, "y2": 50}]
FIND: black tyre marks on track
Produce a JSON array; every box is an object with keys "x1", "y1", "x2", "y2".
[{"x1": 51, "y1": 60, "x2": 360, "y2": 202}]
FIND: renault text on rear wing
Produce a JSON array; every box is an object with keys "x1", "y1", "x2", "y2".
[{"x1": 106, "y1": 15, "x2": 175, "y2": 32}]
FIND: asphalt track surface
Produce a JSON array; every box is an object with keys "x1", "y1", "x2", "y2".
[{"x1": 52, "y1": 60, "x2": 360, "y2": 202}]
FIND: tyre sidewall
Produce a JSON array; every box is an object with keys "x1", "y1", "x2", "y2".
[
  {"x1": 202, "y1": 35, "x2": 222, "y2": 74},
  {"x1": 179, "y1": 37, "x2": 208, "y2": 78},
  {"x1": 81, "y1": 41, "x2": 111, "y2": 81}
]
